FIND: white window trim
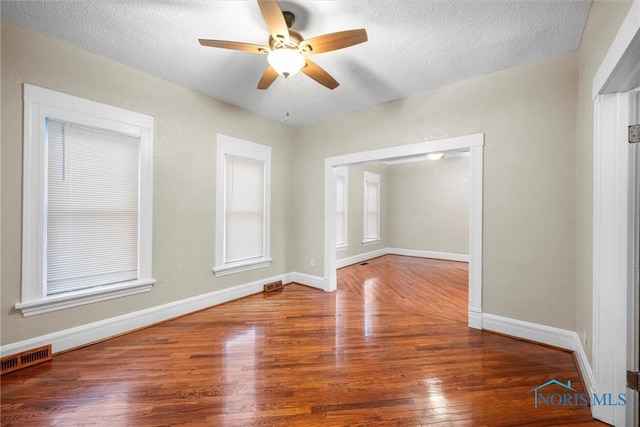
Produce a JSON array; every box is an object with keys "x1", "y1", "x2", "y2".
[
  {"x1": 18, "y1": 84, "x2": 155, "y2": 317},
  {"x1": 362, "y1": 171, "x2": 381, "y2": 245},
  {"x1": 336, "y1": 166, "x2": 349, "y2": 251},
  {"x1": 213, "y1": 134, "x2": 272, "y2": 277}
]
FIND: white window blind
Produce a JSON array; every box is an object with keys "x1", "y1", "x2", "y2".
[
  {"x1": 46, "y1": 119, "x2": 139, "y2": 295},
  {"x1": 224, "y1": 154, "x2": 265, "y2": 264},
  {"x1": 336, "y1": 174, "x2": 347, "y2": 246},
  {"x1": 363, "y1": 171, "x2": 380, "y2": 242},
  {"x1": 19, "y1": 84, "x2": 154, "y2": 317},
  {"x1": 214, "y1": 134, "x2": 271, "y2": 276}
]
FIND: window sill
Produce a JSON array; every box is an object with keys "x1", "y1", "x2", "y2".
[
  {"x1": 336, "y1": 243, "x2": 350, "y2": 252},
  {"x1": 213, "y1": 258, "x2": 273, "y2": 277},
  {"x1": 362, "y1": 239, "x2": 381, "y2": 247},
  {"x1": 15, "y1": 279, "x2": 155, "y2": 317}
]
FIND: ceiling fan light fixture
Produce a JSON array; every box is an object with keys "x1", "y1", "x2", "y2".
[{"x1": 267, "y1": 48, "x2": 305, "y2": 77}]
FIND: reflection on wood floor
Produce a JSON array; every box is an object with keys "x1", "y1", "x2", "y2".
[{"x1": 1, "y1": 255, "x2": 604, "y2": 426}]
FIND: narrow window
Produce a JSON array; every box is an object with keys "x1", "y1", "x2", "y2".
[
  {"x1": 336, "y1": 167, "x2": 349, "y2": 250},
  {"x1": 363, "y1": 171, "x2": 380, "y2": 244},
  {"x1": 225, "y1": 155, "x2": 265, "y2": 263},
  {"x1": 214, "y1": 135, "x2": 272, "y2": 276}
]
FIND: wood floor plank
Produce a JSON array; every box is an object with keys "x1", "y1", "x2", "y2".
[{"x1": 1, "y1": 255, "x2": 604, "y2": 426}]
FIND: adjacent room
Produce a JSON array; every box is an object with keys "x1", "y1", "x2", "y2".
[{"x1": 1, "y1": 0, "x2": 639, "y2": 425}]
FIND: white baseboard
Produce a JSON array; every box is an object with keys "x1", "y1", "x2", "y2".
[
  {"x1": 388, "y1": 248, "x2": 469, "y2": 262},
  {"x1": 335, "y1": 248, "x2": 388, "y2": 268},
  {"x1": 482, "y1": 313, "x2": 576, "y2": 349},
  {"x1": 0, "y1": 273, "x2": 290, "y2": 357},
  {"x1": 0, "y1": 272, "x2": 334, "y2": 357},
  {"x1": 289, "y1": 272, "x2": 331, "y2": 292},
  {"x1": 572, "y1": 332, "x2": 595, "y2": 397},
  {"x1": 468, "y1": 307, "x2": 483, "y2": 330},
  {"x1": 335, "y1": 247, "x2": 469, "y2": 269},
  {"x1": 482, "y1": 312, "x2": 595, "y2": 399}
]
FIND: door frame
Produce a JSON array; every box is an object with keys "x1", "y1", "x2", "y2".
[
  {"x1": 592, "y1": 1, "x2": 640, "y2": 425},
  {"x1": 323, "y1": 133, "x2": 484, "y2": 329}
]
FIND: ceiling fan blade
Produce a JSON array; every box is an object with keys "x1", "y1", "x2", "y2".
[
  {"x1": 257, "y1": 65, "x2": 279, "y2": 90},
  {"x1": 301, "y1": 29, "x2": 368, "y2": 54},
  {"x1": 257, "y1": 0, "x2": 290, "y2": 43},
  {"x1": 199, "y1": 39, "x2": 268, "y2": 54},
  {"x1": 301, "y1": 59, "x2": 339, "y2": 90}
]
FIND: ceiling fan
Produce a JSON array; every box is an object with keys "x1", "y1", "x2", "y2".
[{"x1": 198, "y1": 0, "x2": 368, "y2": 90}]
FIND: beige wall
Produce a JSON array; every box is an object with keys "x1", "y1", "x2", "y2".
[
  {"x1": 0, "y1": 22, "x2": 295, "y2": 346},
  {"x1": 574, "y1": 0, "x2": 634, "y2": 364},
  {"x1": 292, "y1": 52, "x2": 579, "y2": 330},
  {"x1": 336, "y1": 156, "x2": 470, "y2": 262},
  {"x1": 389, "y1": 156, "x2": 469, "y2": 255},
  {"x1": 336, "y1": 162, "x2": 390, "y2": 261}
]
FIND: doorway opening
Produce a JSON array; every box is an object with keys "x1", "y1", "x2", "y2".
[{"x1": 323, "y1": 133, "x2": 484, "y2": 328}]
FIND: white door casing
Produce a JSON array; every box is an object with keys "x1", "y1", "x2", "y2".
[
  {"x1": 592, "y1": 1, "x2": 640, "y2": 425},
  {"x1": 324, "y1": 133, "x2": 484, "y2": 329}
]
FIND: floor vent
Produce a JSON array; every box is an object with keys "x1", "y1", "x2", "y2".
[
  {"x1": 263, "y1": 280, "x2": 284, "y2": 293},
  {"x1": 1, "y1": 345, "x2": 52, "y2": 375},
  {"x1": 360, "y1": 262, "x2": 369, "y2": 266}
]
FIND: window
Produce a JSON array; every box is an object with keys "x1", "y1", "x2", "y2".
[
  {"x1": 336, "y1": 166, "x2": 349, "y2": 250},
  {"x1": 18, "y1": 84, "x2": 154, "y2": 316},
  {"x1": 362, "y1": 171, "x2": 380, "y2": 244},
  {"x1": 214, "y1": 135, "x2": 271, "y2": 276}
]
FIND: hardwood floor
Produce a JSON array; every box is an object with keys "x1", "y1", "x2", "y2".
[{"x1": 1, "y1": 255, "x2": 604, "y2": 426}]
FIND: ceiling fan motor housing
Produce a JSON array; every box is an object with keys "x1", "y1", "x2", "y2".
[
  {"x1": 269, "y1": 30, "x2": 304, "y2": 51},
  {"x1": 283, "y1": 11, "x2": 295, "y2": 28}
]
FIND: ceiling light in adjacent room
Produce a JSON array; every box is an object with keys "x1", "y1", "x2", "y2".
[
  {"x1": 428, "y1": 152, "x2": 444, "y2": 160},
  {"x1": 268, "y1": 48, "x2": 305, "y2": 78}
]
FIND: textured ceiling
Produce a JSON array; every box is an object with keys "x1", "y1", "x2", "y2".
[{"x1": 1, "y1": 0, "x2": 591, "y2": 127}]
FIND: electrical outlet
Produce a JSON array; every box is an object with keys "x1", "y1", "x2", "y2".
[
  {"x1": 310, "y1": 258, "x2": 315, "y2": 267},
  {"x1": 583, "y1": 329, "x2": 588, "y2": 347}
]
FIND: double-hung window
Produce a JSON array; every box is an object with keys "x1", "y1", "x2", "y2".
[
  {"x1": 18, "y1": 84, "x2": 154, "y2": 316},
  {"x1": 214, "y1": 134, "x2": 272, "y2": 276},
  {"x1": 336, "y1": 166, "x2": 349, "y2": 250},
  {"x1": 362, "y1": 171, "x2": 381, "y2": 244}
]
